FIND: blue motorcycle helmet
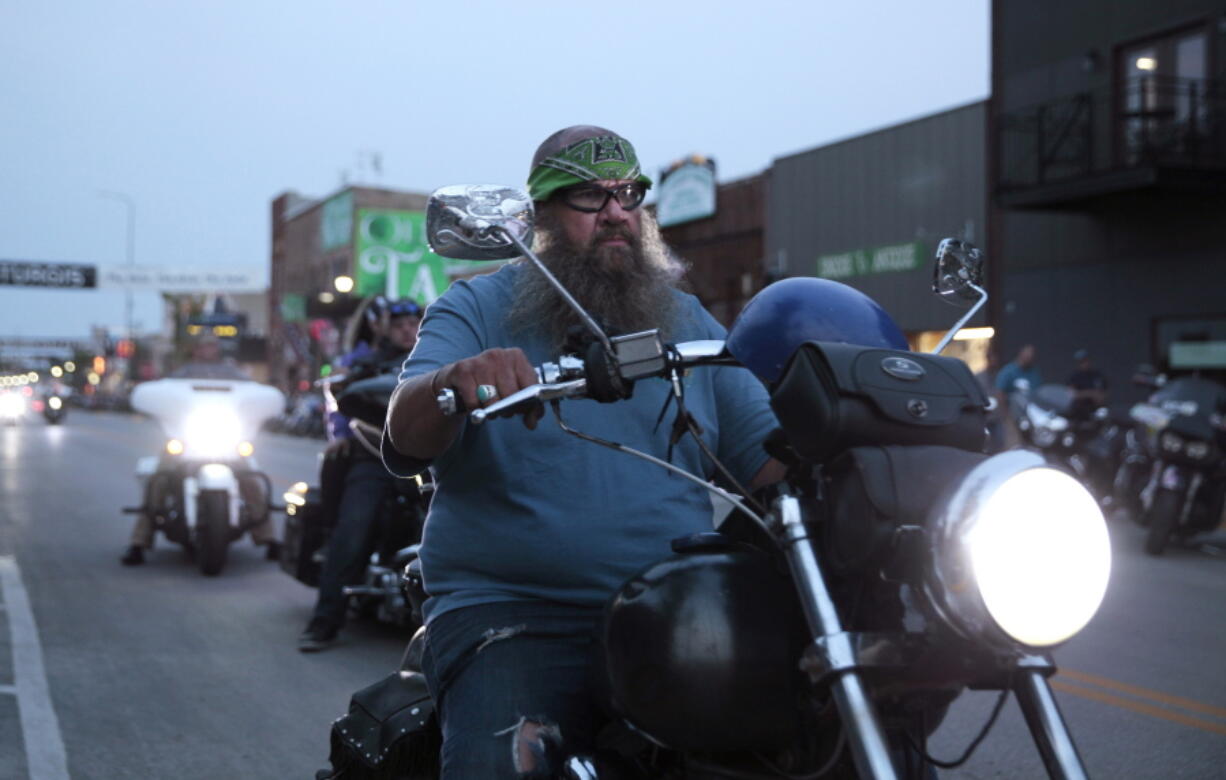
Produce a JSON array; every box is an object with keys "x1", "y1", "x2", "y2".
[{"x1": 726, "y1": 277, "x2": 908, "y2": 385}]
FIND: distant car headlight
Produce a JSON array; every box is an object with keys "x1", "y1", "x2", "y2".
[
  {"x1": 184, "y1": 407, "x2": 243, "y2": 457},
  {"x1": 927, "y1": 450, "x2": 1112, "y2": 649},
  {"x1": 0, "y1": 393, "x2": 26, "y2": 417}
]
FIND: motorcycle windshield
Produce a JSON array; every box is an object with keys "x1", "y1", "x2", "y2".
[
  {"x1": 1031, "y1": 384, "x2": 1075, "y2": 414},
  {"x1": 1151, "y1": 377, "x2": 1226, "y2": 414}
]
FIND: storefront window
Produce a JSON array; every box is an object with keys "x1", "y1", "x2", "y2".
[{"x1": 910, "y1": 329, "x2": 992, "y2": 374}]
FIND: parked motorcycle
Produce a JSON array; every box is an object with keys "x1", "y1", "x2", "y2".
[
  {"x1": 126, "y1": 371, "x2": 285, "y2": 575},
  {"x1": 280, "y1": 370, "x2": 430, "y2": 627},
  {"x1": 1009, "y1": 380, "x2": 1115, "y2": 500},
  {"x1": 316, "y1": 188, "x2": 1112, "y2": 780},
  {"x1": 1113, "y1": 372, "x2": 1226, "y2": 555}
]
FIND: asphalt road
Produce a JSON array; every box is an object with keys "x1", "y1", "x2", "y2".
[
  {"x1": 0, "y1": 411, "x2": 407, "y2": 780},
  {"x1": 1, "y1": 411, "x2": 1224, "y2": 778}
]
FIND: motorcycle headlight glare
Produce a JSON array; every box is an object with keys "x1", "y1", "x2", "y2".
[
  {"x1": 48, "y1": 396, "x2": 63, "y2": 410},
  {"x1": 1185, "y1": 440, "x2": 1211, "y2": 460},
  {"x1": 927, "y1": 450, "x2": 1111, "y2": 649},
  {"x1": 1160, "y1": 432, "x2": 1183, "y2": 453},
  {"x1": 184, "y1": 407, "x2": 243, "y2": 457}
]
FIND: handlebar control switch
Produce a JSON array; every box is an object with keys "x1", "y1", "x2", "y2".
[
  {"x1": 612, "y1": 330, "x2": 667, "y2": 381},
  {"x1": 585, "y1": 329, "x2": 667, "y2": 403}
]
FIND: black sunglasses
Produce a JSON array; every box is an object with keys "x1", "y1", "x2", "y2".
[{"x1": 558, "y1": 182, "x2": 647, "y2": 213}]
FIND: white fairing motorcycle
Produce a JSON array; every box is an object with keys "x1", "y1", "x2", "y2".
[{"x1": 129, "y1": 367, "x2": 285, "y2": 575}]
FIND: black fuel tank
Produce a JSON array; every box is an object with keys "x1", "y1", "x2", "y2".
[{"x1": 601, "y1": 547, "x2": 807, "y2": 751}]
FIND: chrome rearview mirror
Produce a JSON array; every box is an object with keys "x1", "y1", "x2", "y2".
[
  {"x1": 929, "y1": 238, "x2": 989, "y2": 355},
  {"x1": 425, "y1": 185, "x2": 535, "y2": 261},
  {"x1": 932, "y1": 238, "x2": 985, "y2": 306},
  {"x1": 425, "y1": 183, "x2": 614, "y2": 353}
]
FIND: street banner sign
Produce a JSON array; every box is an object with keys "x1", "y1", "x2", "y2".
[
  {"x1": 0, "y1": 260, "x2": 97, "y2": 289},
  {"x1": 96, "y1": 266, "x2": 266, "y2": 292}
]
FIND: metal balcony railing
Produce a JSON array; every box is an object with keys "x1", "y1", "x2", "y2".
[{"x1": 998, "y1": 76, "x2": 1226, "y2": 194}]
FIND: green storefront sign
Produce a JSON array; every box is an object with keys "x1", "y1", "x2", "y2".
[
  {"x1": 816, "y1": 241, "x2": 925, "y2": 280},
  {"x1": 354, "y1": 209, "x2": 485, "y2": 303}
]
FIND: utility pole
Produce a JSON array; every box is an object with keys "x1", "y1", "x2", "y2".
[{"x1": 97, "y1": 190, "x2": 136, "y2": 369}]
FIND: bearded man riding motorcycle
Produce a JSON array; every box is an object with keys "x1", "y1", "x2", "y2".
[
  {"x1": 383, "y1": 125, "x2": 785, "y2": 778},
  {"x1": 299, "y1": 297, "x2": 423, "y2": 651}
]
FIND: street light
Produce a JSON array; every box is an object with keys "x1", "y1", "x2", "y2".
[{"x1": 334, "y1": 275, "x2": 355, "y2": 294}]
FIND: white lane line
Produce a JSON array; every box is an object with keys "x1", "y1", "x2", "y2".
[{"x1": 0, "y1": 556, "x2": 70, "y2": 779}]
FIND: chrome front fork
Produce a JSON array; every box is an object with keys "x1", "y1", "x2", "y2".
[
  {"x1": 771, "y1": 495, "x2": 1090, "y2": 780},
  {"x1": 771, "y1": 495, "x2": 900, "y2": 779}
]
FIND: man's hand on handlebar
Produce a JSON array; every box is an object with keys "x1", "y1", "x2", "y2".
[{"x1": 434, "y1": 348, "x2": 546, "y2": 429}]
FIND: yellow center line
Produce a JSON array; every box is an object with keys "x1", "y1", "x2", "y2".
[
  {"x1": 1051, "y1": 680, "x2": 1226, "y2": 738},
  {"x1": 1058, "y1": 669, "x2": 1226, "y2": 721}
]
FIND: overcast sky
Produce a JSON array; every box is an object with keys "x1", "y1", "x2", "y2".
[{"x1": 0, "y1": 0, "x2": 989, "y2": 340}]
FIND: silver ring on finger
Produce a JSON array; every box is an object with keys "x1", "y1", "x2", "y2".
[{"x1": 476, "y1": 384, "x2": 499, "y2": 403}]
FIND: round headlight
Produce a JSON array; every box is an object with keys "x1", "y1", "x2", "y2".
[
  {"x1": 1033, "y1": 427, "x2": 1057, "y2": 448},
  {"x1": 1185, "y1": 441, "x2": 1211, "y2": 460},
  {"x1": 1160, "y1": 432, "x2": 1183, "y2": 453},
  {"x1": 927, "y1": 450, "x2": 1112, "y2": 649}
]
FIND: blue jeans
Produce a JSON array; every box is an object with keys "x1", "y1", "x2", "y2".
[
  {"x1": 312, "y1": 458, "x2": 396, "y2": 628},
  {"x1": 421, "y1": 601, "x2": 607, "y2": 778}
]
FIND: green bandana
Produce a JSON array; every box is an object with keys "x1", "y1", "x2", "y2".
[{"x1": 527, "y1": 134, "x2": 653, "y2": 202}]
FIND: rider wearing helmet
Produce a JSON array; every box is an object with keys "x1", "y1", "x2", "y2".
[{"x1": 299, "y1": 296, "x2": 423, "y2": 651}]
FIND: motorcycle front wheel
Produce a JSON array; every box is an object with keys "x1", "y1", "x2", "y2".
[
  {"x1": 1144, "y1": 488, "x2": 1182, "y2": 556},
  {"x1": 196, "y1": 489, "x2": 231, "y2": 576}
]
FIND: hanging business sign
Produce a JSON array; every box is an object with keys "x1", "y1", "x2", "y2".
[
  {"x1": 96, "y1": 266, "x2": 266, "y2": 292},
  {"x1": 816, "y1": 242, "x2": 925, "y2": 280},
  {"x1": 656, "y1": 159, "x2": 717, "y2": 227},
  {"x1": 0, "y1": 260, "x2": 97, "y2": 288},
  {"x1": 353, "y1": 209, "x2": 485, "y2": 303}
]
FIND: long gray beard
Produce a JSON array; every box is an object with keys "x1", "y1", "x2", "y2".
[{"x1": 506, "y1": 213, "x2": 686, "y2": 350}]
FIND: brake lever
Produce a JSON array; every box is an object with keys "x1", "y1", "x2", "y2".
[{"x1": 469, "y1": 379, "x2": 587, "y2": 424}]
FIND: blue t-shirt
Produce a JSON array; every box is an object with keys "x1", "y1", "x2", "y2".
[
  {"x1": 996, "y1": 361, "x2": 1042, "y2": 395},
  {"x1": 388, "y1": 263, "x2": 778, "y2": 622}
]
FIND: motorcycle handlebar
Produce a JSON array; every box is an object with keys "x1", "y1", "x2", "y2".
[{"x1": 434, "y1": 338, "x2": 734, "y2": 424}]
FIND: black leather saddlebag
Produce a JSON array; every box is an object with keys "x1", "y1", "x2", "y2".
[
  {"x1": 822, "y1": 445, "x2": 986, "y2": 577},
  {"x1": 770, "y1": 341, "x2": 988, "y2": 463},
  {"x1": 320, "y1": 669, "x2": 440, "y2": 780},
  {"x1": 279, "y1": 485, "x2": 328, "y2": 587}
]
